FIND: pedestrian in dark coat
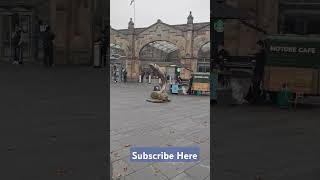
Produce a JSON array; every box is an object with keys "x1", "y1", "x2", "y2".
[
  {"x1": 123, "y1": 69, "x2": 127, "y2": 83},
  {"x1": 12, "y1": 25, "x2": 21, "y2": 64},
  {"x1": 43, "y1": 26, "x2": 55, "y2": 67},
  {"x1": 100, "y1": 26, "x2": 107, "y2": 67}
]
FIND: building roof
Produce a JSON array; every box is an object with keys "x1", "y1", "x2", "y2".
[
  {"x1": 147, "y1": 41, "x2": 178, "y2": 53},
  {"x1": 113, "y1": 22, "x2": 210, "y2": 36},
  {"x1": 200, "y1": 42, "x2": 210, "y2": 52}
]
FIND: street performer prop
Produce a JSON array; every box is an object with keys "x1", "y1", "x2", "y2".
[{"x1": 146, "y1": 63, "x2": 170, "y2": 103}]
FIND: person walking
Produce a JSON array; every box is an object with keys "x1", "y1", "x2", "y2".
[
  {"x1": 253, "y1": 40, "x2": 266, "y2": 84},
  {"x1": 188, "y1": 75, "x2": 194, "y2": 95},
  {"x1": 217, "y1": 43, "x2": 230, "y2": 87},
  {"x1": 115, "y1": 68, "x2": 120, "y2": 82},
  {"x1": 176, "y1": 76, "x2": 182, "y2": 84},
  {"x1": 252, "y1": 40, "x2": 266, "y2": 103},
  {"x1": 123, "y1": 69, "x2": 127, "y2": 83},
  {"x1": 145, "y1": 72, "x2": 149, "y2": 83},
  {"x1": 43, "y1": 26, "x2": 55, "y2": 67},
  {"x1": 244, "y1": 40, "x2": 266, "y2": 103},
  {"x1": 141, "y1": 71, "x2": 145, "y2": 83},
  {"x1": 113, "y1": 65, "x2": 117, "y2": 82},
  {"x1": 18, "y1": 27, "x2": 28, "y2": 65},
  {"x1": 100, "y1": 26, "x2": 107, "y2": 67},
  {"x1": 11, "y1": 25, "x2": 21, "y2": 65},
  {"x1": 217, "y1": 44, "x2": 229, "y2": 71}
]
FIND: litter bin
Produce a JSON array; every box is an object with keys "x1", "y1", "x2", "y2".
[
  {"x1": 277, "y1": 89, "x2": 293, "y2": 108},
  {"x1": 93, "y1": 42, "x2": 101, "y2": 67},
  {"x1": 171, "y1": 84, "x2": 179, "y2": 94}
]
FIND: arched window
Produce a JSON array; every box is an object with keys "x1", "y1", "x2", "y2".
[
  {"x1": 139, "y1": 41, "x2": 180, "y2": 62},
  {"x1": 197, "y1": 42, "x2": 210, "y2": 73}
]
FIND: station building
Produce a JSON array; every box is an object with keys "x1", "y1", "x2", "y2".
[
  {"x1": 221, "y1": 0, "x2": 320, "y2": 57},
  {"x1": 0, "y1": 0, "x2": 107, "y2": 64}
]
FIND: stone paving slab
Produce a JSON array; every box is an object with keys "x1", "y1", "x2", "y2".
[
  {"x1": 185, "y1": 159, "x2": 210, "y2": 180},
  {"x1": 171, "y1": 172, "x2": 196, "y2": 180},
  {"x1": 153, "y1": 162, "x2": 198, "y2": 179},
  {"x1": 122, "y1": 156, "x2": 153, "y2": 172},
  {"x1": 124, "y1": 166, "x2": 169, "y2": 180},
  {"x1": 203, "y1": 175, "x2": 210, "y2": 180},
  {"x1": 111, "y1": 83, "x2": 210, "y2": 179},
  {"x1": 112, "y1": 159, "x2": 135, "y2": 179},
  {"x1": 111, "y1": 147, "x2": 131, "y2": 163},
  {"x1": 0, "y1": 63, "x2": 107, "y2": 179},
  {"x1": 212, "y1": 103, "x2": 320, "y2": 180}
]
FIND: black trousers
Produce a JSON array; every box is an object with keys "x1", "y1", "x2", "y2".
[
  {"x1": 101, "y1": 53, "x2": 106, "y2": 67},
  {"x1": 44, "y1": 47, "x2": 53, "y2": 66},
  {"x1": 19, "y1": 46, "x2": 23, "y2": 63},
  {"x1": 13, "y1": 46, "x2": 20, "y2": 62},
  {"x1": 124, "y1": 76, "x2": 127, "y2": 83},
  {"x1": 101, "y1": 46, "x2": 106, "y2": 67}
]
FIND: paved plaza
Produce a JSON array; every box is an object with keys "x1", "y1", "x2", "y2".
[
  {"x1": 110, "y1": 82, "x2": 210, "y2": 180},
  {"x1": 213, "y1": 74, "x2": 320, "y2": 179},
  {"x1": 212, "y1": 99, "x2": 320, "y2": 180},
  {"x1": 0, "y1": 62, "x2": 107, "y2": 179}
]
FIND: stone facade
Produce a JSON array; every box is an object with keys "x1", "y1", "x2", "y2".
[
  {"x1": 49, "y1": 0, "x2": 93, "y2": 65},
  {"x1": 223, "y1": 0, "x2": 279, "y2": 56},
  {"x1": 110, "y1": 12, "x2": 210, "y2": 79},
  {"x1": 49, "y1": 0, "x2": 107, "y2": 65},
  {"x1": 2, "y1": 0, "x2": 320, "y2": 65},
  {"x1": 0, "y1": 0, "x2": 107, "y2": 64},
  {"x1": 221, "y1": 0, "x2": 320, "y2": 56}
]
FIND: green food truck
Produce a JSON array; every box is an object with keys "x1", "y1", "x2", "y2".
[
  {"x1": 191, "y1": 72, "x2": 210, "y2": 94},
  {"x1": 263, "y1": 35, "x2": 320, "y2": 96}
]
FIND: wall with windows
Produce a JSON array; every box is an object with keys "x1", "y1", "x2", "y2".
[
  {"x1": 279, "y1": 0, "x2": 320, "y2": 35},
  {"x1": 222, "y1": 0, "x2": 320, "y2": 59},
  {"x1": 0, "y1": 0, "x2": 108, "y2": 63},
  {"x1": 224, "y1": 0, "x2": 279, "y2": 57}
]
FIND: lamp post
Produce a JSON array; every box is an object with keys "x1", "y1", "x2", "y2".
[{"x1": 130, "y1": 0, "x2": 136, "y2": 79}]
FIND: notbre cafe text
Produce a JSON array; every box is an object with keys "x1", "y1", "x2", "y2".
[{"x1": 270, "y1": 46, "x2": 317, "y2": 54}]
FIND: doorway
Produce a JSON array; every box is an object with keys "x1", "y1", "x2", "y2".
[
  {"x1": 0, "y1": 8, "x2": 33, "y2": 62},
  {"x1": 0, "y1": 12, "x2": 12, "y2": 60}
]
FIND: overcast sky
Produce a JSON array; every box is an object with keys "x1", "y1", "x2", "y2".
[{"x1": 110, "y1": 0, "x2": 210, "y2": 29}]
